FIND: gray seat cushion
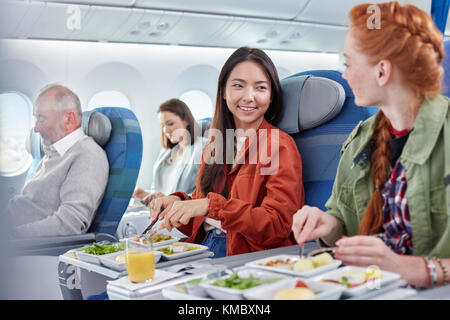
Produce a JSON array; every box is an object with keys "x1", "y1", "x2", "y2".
[
  {"x1": 81, "y1": 111, "x2": 112, "y2": 147},
  {"x1": 278, "y1": 75, "x2": 345, "y2": 133}
]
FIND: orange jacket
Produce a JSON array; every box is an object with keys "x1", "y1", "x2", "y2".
[{"x1": 172, "y1": 119, "x2": 304, "y2": 256}]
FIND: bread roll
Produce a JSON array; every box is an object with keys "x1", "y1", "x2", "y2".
[{"x1": 274, "y1": 288, "x2": 315, "y2": 300}]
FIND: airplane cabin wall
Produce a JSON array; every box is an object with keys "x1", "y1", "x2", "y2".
[{"x1": 0, "y1": 38, "x2": 340, "y2": 191}]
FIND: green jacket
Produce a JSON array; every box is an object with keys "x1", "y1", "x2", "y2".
[{"x1": 325, "y1": 95, "x2": 450, "y2": 257}]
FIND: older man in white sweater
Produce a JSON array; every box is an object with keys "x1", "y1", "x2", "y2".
[{"x1": 7, "y1": 85, "x2": 109, "y2": 237}]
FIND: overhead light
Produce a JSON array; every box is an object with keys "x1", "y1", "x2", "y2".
[
  {"x1": 157, "y1": 22, "x2": 169, "y2": 30},
  {"x1": 138, "y1": 22, "x2": 151, "y2": 30},
  {"x1": 257, "y1": 38, "x2": 268, "y2": 44}
]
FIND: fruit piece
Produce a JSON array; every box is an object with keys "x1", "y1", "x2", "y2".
[
  {"x1": 295, "y1": 280, "x2": 309, "y2": 288},
  {"x1": 365, "y1": 268, "x2": 382, "y2": 280},
  {"x1": 293, "y1": 258, "x2": 314, "y2": 272},
  {"x1": 311, "y1": 252, "x2": 333, "y2": 268},
  {"x1": 274, "y1": 288, "x2": 315, "y2": 300}
]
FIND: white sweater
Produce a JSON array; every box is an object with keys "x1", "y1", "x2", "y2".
[{"x1": 8, "y1": 133, "x2": 109, "y2": 237}]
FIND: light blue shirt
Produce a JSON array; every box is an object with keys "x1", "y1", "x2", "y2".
[{"x1": 151, "y1": 136, "x2": 207, "y2": 196}]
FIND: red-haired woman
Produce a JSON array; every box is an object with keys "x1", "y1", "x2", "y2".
[{"x1": 292, "y1": 1, "x2": 450, "y2": 288}]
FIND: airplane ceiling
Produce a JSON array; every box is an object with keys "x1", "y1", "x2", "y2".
[{"x1": 0, "y1": 0, "x2": 439, "y2": 53}]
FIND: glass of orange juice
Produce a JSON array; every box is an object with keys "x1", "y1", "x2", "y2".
[{"x1": 125, "y1": 238, "x2": 155, "y2": 283}]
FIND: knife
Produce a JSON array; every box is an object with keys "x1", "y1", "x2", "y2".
[
  {"x1": 140, "y1": 211, "x2": 162, "y2": 237},
  {"x1": 141, "y1": 218, "x2": 158, "y2": 237}
]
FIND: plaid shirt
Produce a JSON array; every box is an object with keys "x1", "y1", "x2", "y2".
[{"x1": 379, "y1": 159, "x2": 413, "y2": 255}]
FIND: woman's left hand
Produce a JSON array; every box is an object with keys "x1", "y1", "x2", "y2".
[
  {"x1": 334, "y1": 236, "x2": 401, "y2": 272},
  {"x1": 158, "y1": 198, "x2": 210, "y2": 232}
]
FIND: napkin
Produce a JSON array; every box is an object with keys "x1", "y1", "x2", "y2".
[{"x1": 108, "y1": 270, "x2": 179, "y2": 291}]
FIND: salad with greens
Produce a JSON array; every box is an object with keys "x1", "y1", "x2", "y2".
[
  {"x1": 77, "y1": 242, "x2": 124, "y2": 255},
  {"x1": 212, "y1": 272, "x2": 283, "y2": 290}
]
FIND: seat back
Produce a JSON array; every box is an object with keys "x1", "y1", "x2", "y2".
[
  {"x1": 442, "y1": 39, "x2": 450, "y2": 97},
  {"x1": 277, "y1": 70, "x2": 374, "y2": 210},
  {"x1": 87, "y1": 107, "x2": 143, "y2": 235},
  {"x1": 197, "y1": 117, "x2": 212, "y2": 136}
]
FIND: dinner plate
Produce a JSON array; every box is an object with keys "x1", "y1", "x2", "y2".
[
  {"x1": 313, "y1": 266, "x2": 401, "y2": 297},
  {"x1": 156, "y1": 242, "x2": 209, "y2": 261},
  {"x1": 162, "y1": 285, "x2": 212, "y2": 300},
  {"x1": 244, "y1": 278, "x2": 345, "y2": 300},
  {"x1": 98, "y1": 251, "x2": 126, "y2": 271},
  {"x1": 75, "y1": 251, "x2": 102, "y2": 265},
  {"x1": 245, "y1": 254, "x2": 341, "y2": 277},
  {"x1": 129, "y1": 235, "x2": 180, "y2": 248},
  {"x1": 75, "y1": 243, "x2": 124, "y2": 265},
  {"x1": 199, "y1": 267, "x2": 287, "y2": 300}
]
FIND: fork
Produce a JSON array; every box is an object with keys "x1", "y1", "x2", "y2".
[
  {"x1": 306, "y1": 246, "x2": 338, "y2": 257},
  {"x1": 299, "y1": 243, "x2": 305, "y2": 259},
  {"x1": 300, "y1": 234, "x2": 384, "y2": 258}
]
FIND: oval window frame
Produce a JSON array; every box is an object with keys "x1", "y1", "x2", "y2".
[
  {"x1": 179, "y1": 89, "x2": 214, "y2": 120},
  {"x1": 0, "y1": 91, "x2": 34, "y2": 177},
  {"x1": 87, "y1": 90, "x2": 132, "y2": 111}
]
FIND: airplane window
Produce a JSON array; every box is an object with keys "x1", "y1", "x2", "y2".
[
  {"x1": 0, "y1": 92, "x2": 33, "y2": 176},
  {"x1": 87, "y1": 90, "x2": 132, "y2": 110},
  {"x1": 179, "y1": 90, "x2": 213, "y2": 120},
  {"x1": 337, "y1": 52, "x2": 346, "y2": 72},
  {"x1": 276, "y1": 66, "x2": 292, "y2": 80}
]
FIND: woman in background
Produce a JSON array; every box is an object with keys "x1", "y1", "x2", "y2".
[{"x1": 133, "y1": 98, "x2": 207, "y2": 203}]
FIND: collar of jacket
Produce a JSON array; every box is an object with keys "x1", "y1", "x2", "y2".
[
  {"x1": 402, "y1": 95, "x2": 448, "y2": 165},
  {"x1": 228, "y1": 118, "x2": 273, "y2": 176},
  {"x1": 352, "y1": 95, "x2": 448, "y2": 167}
]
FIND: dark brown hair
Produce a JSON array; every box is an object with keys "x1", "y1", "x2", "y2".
[
  {"x1": 158, "y1": 98, "x2": 199, "y2": 149},
  {"x1": 199, "y1": 47, "x2": 283, "y2": 196},
  {"x1": 348, "y1": 2, "x2": 444, "y2": 235}
]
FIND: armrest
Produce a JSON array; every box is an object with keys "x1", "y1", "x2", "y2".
[{"x1": 9, "y1": 233, "x2": 119, "y2": 256}]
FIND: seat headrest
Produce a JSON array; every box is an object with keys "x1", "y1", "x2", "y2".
[
  {"x1": 278, "y1": 75, "x2": 345, "y2": 133},
  {"x1": 26, "y1": 111, "x2": 112, "y2": 159},
  {"x1": 81, "y1": 111, "x2": 112, "y2": 147}
]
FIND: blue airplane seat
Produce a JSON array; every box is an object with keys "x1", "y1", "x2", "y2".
[
  {"x1": 86, "y1": 107, "x2": 143, "y2": 235},
  {"x1": 442, "y1": 39, "x2": 450, "y2": 97},
  {"x1": 197, "y1": 117, "x2": 212, "y2": 136},
  {"x1": 276, "y1": 70, "x2": 374, "y2": 211},
  {"x1": 12, "y1": 107, "x2": 143, "y2": 255},
  {"x1": 25, "y1": 128, "x2": 44, "y2": 181}
]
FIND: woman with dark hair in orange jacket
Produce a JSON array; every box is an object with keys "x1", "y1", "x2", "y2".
[{"x1": 150, "y1": 47, "x2": 304, "y2": 258}]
